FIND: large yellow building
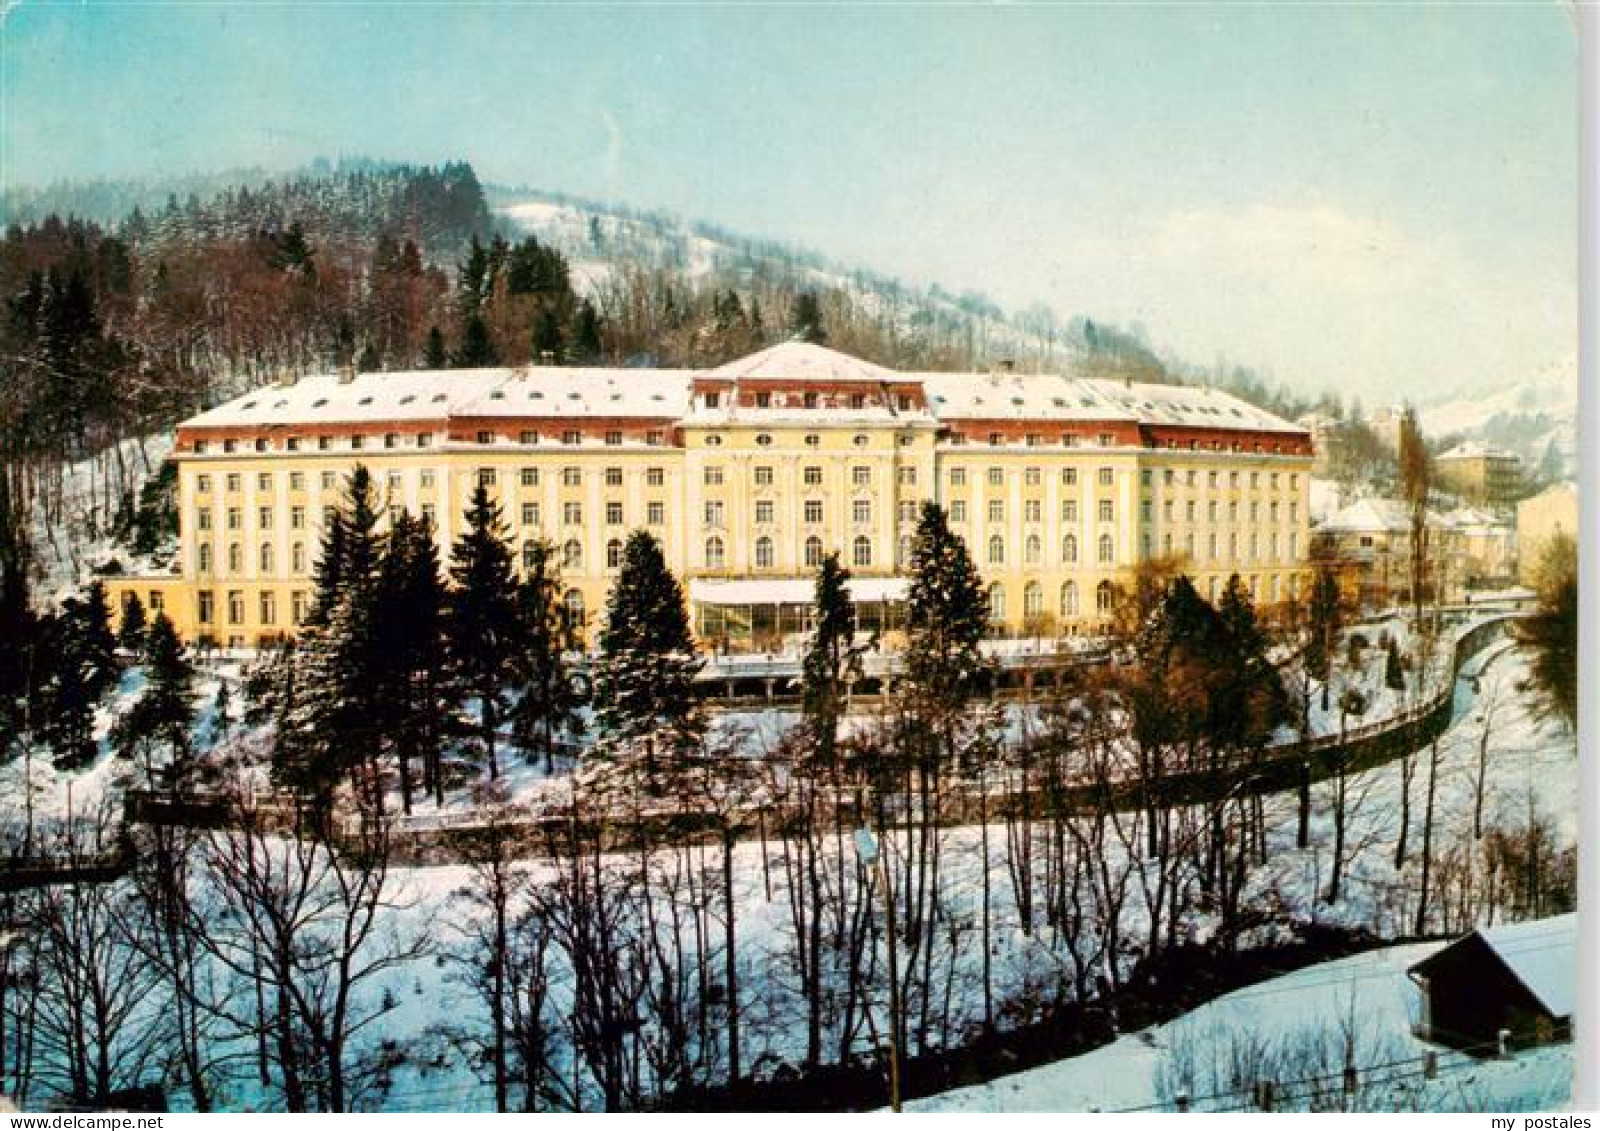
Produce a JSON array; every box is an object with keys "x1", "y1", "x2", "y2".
[{"x1": 106, "y1": 342, "x2": 1314, "y2": 651}]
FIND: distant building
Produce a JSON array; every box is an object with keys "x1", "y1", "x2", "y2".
[
  {"x1": 1297, "y1": 412, "x2": 1354, "y2": 477},
  {"x1": 1312, "y1": 498, "x2": 1513, "y2": 608},
  {"x1": 1434, "y1": 441, "x2": 1523, "y2": 511},
  {"x1": 1408, "y1": 915, "x2": 1575, "y2": 1051},
  {"x1": 103, "y1": 341, "x2": 1315, "y2": 650},
  {"x1": 1436, "y1": 506, "x2": 1517, "y2": 596},
  {"x1": 1516, "y1": 482, "x2": 1578, "y2": 584},
  {"x1": 1364, "y1": 404, "x2": 1408, "y2": 453}
]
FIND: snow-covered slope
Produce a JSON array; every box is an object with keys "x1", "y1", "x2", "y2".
[{"x1": 1417, "y1": 358, "x2": 1576, "y2": 477}]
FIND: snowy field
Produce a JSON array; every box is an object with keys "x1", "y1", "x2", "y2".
[{"x1": 908, "y1": 936, "x2": 1572, "y2": 1112}]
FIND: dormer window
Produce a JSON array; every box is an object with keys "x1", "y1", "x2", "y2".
[
  {"x1": 755, "y1": 391, "x2": 772, "y2": 408},
  {"x1": 850, "y1": 393, "x2": 866, "y2": 410},
  {"x1": 705, "y1": 392, "x2": 721, "y2": 409},
  {"x1": 478, "y1": 430, "x2": 494, "y2": 444},
  {"x1": 804, "y1": 392, "x2": 818, "y2": 409},
  {"x1": 254, "y1": 438, "x2": 268, "y2": 452},
  {"x1": 223, "y1": 439, "x2": 237, "y2": 454},
  {"x1": 194, "y1": 439, "x2": 208, "y2": 454}
]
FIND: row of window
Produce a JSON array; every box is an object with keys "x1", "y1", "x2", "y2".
[
  {"x1": 989, "y1": 571, "x2": 1300, "y2": 622},
  {"x1": 701, "y1": 389, "x2": 919, "y2": 412},
  {"x1": 195, "y1": 429, "x2": 670, "y2": 456}
]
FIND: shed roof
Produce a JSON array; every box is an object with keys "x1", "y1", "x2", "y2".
[{"x1": 1410, "y1": 913, "x2": 1576, "y2": 1020}]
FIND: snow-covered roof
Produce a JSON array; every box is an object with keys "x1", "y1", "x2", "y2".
[
  {"x1": 1476, "y1": 915, "x2": 1576, "y2": 1018},
  {"x1": 185, "y1": 368, "x2": 504, "y2": 428},
  {"x1": 689, "y1": 576, "x2": 908, "y2": 606},
  {"x1": 698, "y1": 340, "x2": 897, "y2": 385},
  {"x1": 1412, "y1": 914, "x2": 1576, "y2": 1020},
  {"x1": 1077, "y1": 376, "x2": 1301, "y2": 433},
  {"x1": 454, "y1": 367, "x2": 692, "y2": 418},
  {"x1": 1316, "y1": 498, "x2": 1414, "y2": 534},
  {"x1": 181, "y1": 344, "x2": 1308, "y2": 438},
  {"x1": 919, "y1": 371, "x2": 1137, "y2": 423},
  {"x1": 1437, "y1": 440, "x2": 1520, "y2": 463},
  {"x1": 186, "y1": 366, "x2": 692, "y2": 430},
  {"x1": 1439, "y1": 506, "x2": 1511, "y2": 533}
]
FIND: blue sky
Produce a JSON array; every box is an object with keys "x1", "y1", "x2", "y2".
[{"x1": 0, "y1": 3, "x2": 1579, "y2": 402}]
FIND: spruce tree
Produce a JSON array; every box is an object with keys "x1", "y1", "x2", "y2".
[
  {"x1": 904, "y1": 502, "x2": 991, "y2": 710},
  {"x1": 801, "y1": 552, "x2": 863, "y2": 770},
  {"x1": 787, "y1": 291, "x2": 827, "y2": 344},
  {"x1": 530, "y1": 308, "x2": 564, "y2": 363},
  {"x1": 569, "y1": 299, "x2": 603, "y2": 364},
  {"x1": 594, "y1": 530, "x2": 703, "y2": 760},
  {"x1": 424, "y1": 325, "x2": 448, "y2": 369},
  {"x1": 446, "y1": 484, "x2": 524, "y2": 782},
  {"x1": 36, "y1": 585, "x2": 123, "y2": 771},
  {"x1": 456, "y1": 314, "x2": 498, "y2": 368},
  {"x1": 1384, "y1": 639, "x2": 1406, "y2": 691},
  {"x1": 118, "y1": 592, "x2": 148, "y2": 657},
  {"x1": 509, "y1": 538, "x2": 584, "y2": 773},
  {"x1": 1215, "y1": 574, "x2": 1289, "y2": 749},
  {"x1": 113, "y1": 612, "x2": 199, "y2": 787},
  {"x1": 1, "y1": 480, "x2": 36, "y2": 760},
  {"x1": 373, "y1": 510, "x2": 453, "y2": 811},
  {"x1": 1306, "y1": 567, "x2": 1343, "y2": 711},
  {"x1": 270, "y1": 467, "x2": 385, "y2": 805}
]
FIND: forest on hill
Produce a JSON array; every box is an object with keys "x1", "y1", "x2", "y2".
[{"x1": 0, "y1": 158, "x2": 1327, "y2": 586}]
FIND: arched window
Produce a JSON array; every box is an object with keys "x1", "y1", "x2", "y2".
[
  {"x1": 523, "y1": 539, "x2": 538, "y2": 570},
  {"x1": 1060, "y1": 580, "x2": 1079, "y2": 617},
  {"x1": 706, "y1": 536, "x2": 725, "y2": 569},
  {"x1": 562, "y1": 539, "x2": 583, "y2": 571},
  {"x1": 564, "y1": 588, "x2": 586, "y2": 630},
  {"x1": 228, "y1": 543, "x2": 243, "y2": 572},
  {"x1": 198, "y1": 543, "x2": 213, "y2": 572},
  {"x1": 1023, "y1": 581, "x2": 1043, "y2": 619},
  {"x1": 260, "y1": 543, "x2": 274, "y2": 573},
  {"x1": 1025, "y1": 534, "x2": 1041, "y2": 565},
  {"x1": 1096, "y1": 580, "x2": 1115, "y2": 614},
  {"x1": 988, "y1": 583, "x2": 1006, "y2": 622},
  {"x1": 805, "y1": 535, "x2": 824, "y2": 568},
  {"x1": 1098, "y1": 533, "x2": 1114, "y2": 564},
  {"x1": 853, "y1": 535, "x2": 872, "y2": 568},
  {"x1": 606, "y1": 538, "x2": 623, "y2": 570},
  {"x1": 1063, "y1": 533, "x2": 1078, "y2": 563},
  {"x1": 755, "y1": 536, "x2": 774, "y2": 568},
  {"x1": 988, "y1": 534, "x2": 1005, "y2": 566}
]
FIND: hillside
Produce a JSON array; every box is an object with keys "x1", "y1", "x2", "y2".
[{"x1": 1417, "y1": 358, "x2": 1576, "y2": 480}]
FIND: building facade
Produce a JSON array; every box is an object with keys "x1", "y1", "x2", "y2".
[
  {"x1": 1434, "y1": 441, "x2": 1523, "y2": 511},
  {"x1": 107, "y1": 342, "x2": 1314, "y2": 651},
  {"x1": 1516, "y1": 481, "x2": 1578, "y2": 584}
]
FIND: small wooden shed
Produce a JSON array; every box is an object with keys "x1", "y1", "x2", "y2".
[{"x1": 1407, "y1": 913, "x2": 1575, "y2": 1052}]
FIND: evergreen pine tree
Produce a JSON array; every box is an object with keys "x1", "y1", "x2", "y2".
[
  {"x1": 446, "y1": 484, "x2": 524, "y2": 782},
  {"x1": 1306, "y1": 567, "x2": 1343, "y2": 711},
  {"x1": 787, "y1": 292, "x2": 827, "y2": 344},
  {"x1": 113, "y1": 612, "x2": 200, "y2": 787},
  {"x1": 79, "y1": 580, "x2": 121, "y2": 698},
  {"x1": 1215, "y1": 574, "x2": 1289, "y2": 749},
  {"x1": 509, "y1": 539, "x2": 584, "y2": 773},
  {"x1": 569, "y1": 299, "x2": 603, "y2": 364},
  {"x1": 530, "y1": 308, "x2": 564, "y2": 363},
  {"x1": 36, "y1": 585, "x2": 123, "y2": 771},
  {"x1": 1, "y1": 478, "x2": 36, "y2": 761},
  {"x1": 118, "y1": 592, "x2": 148, "y2": 657},
  {"x1": 904, "y1": 502, "x2": 991, "y2": 710},
  {"x1": 594, "y1": 530, "x2": 703, "y2": 763},
  {"x1": 457, "y1": 314, "x2": 498, "y2": 367},
  {"x1": 801, "y1": 552, "x2": 864, "y2": 770},
  {"x1": 270, "y1": 467, "x2": 385, "y2": 805},
  {"x1": 371, "y1": 510, "x2": 452, "y2": 811},
  {"x1": 1384, "y1": 638, "x2": 1406, "y2": 691},
  {"x1": 424, "y1": 325, "x2": 448, "y2": 369}
]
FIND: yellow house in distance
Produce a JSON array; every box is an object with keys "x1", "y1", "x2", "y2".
[
  {"x1": 1517, "y1": 482, "x2": 1578, "y2": 585},
  {"x1": 105, "y1": 342, "x2": 1314, "y2": 652}
]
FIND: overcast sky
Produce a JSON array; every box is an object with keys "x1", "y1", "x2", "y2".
[{"x1": 0, "y1": 3, "x2": 1578, "y2": 403}]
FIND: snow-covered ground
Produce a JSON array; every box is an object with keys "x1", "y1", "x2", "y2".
[{"x1": 909, "y1": 936, "x2": 1572, "y2": 1112}]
